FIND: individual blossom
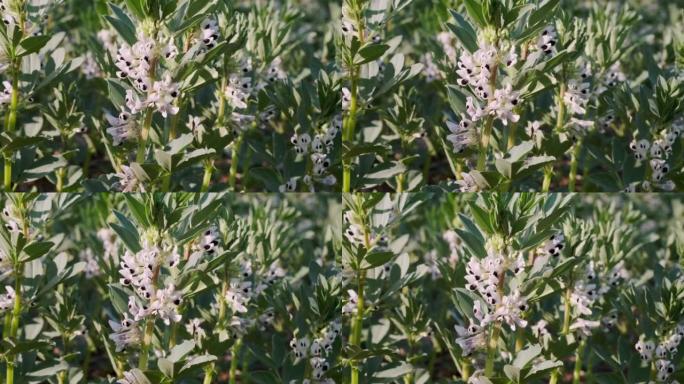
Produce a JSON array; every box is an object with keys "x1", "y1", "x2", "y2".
[
  {"x1": 446, "y1": 120, "x2": 478, "y2": 154},
  {"x1": 442, "y1": 230, "x2": 460, "y2": 265},
  {"x1": 341, "y1": 87, "x2": 351, "y2": 111},
  {"x1": 199, "y1": 226, "x2": 220, "y2": 254},
  {"x1": 423, "y1": 250, "x2": 441, "y2": 280},
  {"x1": 185, "y1": 317, "x2": 207, "y2": 341},
  {"x1": 531, "y1": 319, "x2": 550, "y2": 339},
  {"x1": 541, "y1": 233, "x2": 565, "y2": 257},
  {"x1": 117, "y1": 369, "x2": 150, "y2": 384},
  {"x1": 149, "y1": 283, "x2": 182, "y2": 325},
  {"x1": 80, "y1": 248, "x2": 101, "y2": 278},
  {"x1": 0, "y1": 81, "x2": 12, "y2": 105},
  {"x1": 490, "y1": 290, "x2": 528, "y2": 331},
  {"x1": 225, "y1": 279, "x2": 252, "y2": 313},
  {"x1": 114, "y1": 165, "x2": 144, "y2": 192},
  {"x1": 148, "y1": 73, "x2": 180, "y2": 118},
  {"x1": 108, "y1": 315, "x2": 142, "y2": 352},
  {"x1": 454, "y1": 301, "x2": 488, "y2": 356},
  {"x1": 563, "y1": 79, "x2": 591, "y2": 115},
  {"x1": 105, "y1": 112, "x2": 138, "y2": 146},
  {"x1": 454, "y1": 171, "x2": 488, "y2": 192},
  {"x1": 279, "y1": 177, "x2": 298, "y2": 192},
  {"x1": 225, "y1": 75, "x2": 251, "y2": 109},
  {"x1": 199, "y1": 18, "x2": 220, "y2": 49},
  {"x1": 341, "y1": 289, "x2": 358, "y2": 315},
  {"x1": 536, "y1": 26, "x2": 558, "y2": 55},
  {"x1": 421, "y1": 53, "x2": 441, "y2": 82},
  {"x1": 569, "y1": 318, "x2": 600, "y2": 340},
  {"x1": 0, "y1": 285, "x2": 15, "y2": 313},
  {"x1": 487, "y1": 83, "x2": 520, "y2": 126}
]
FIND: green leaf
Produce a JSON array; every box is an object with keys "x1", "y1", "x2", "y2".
[
  {"x1": 18, "y1": 35, "x2": 51, "y2": 56},
  {"x1": 374, "y1": 363, "x2": 414, "y2": 378},
  {"x1": 513, "y1": 344, "x2": 542, "y2": 369},
  {"x1": 158, "y1": 358, "x2": 174, "y2": 378},
  {"x1": 447, "y1": 10, "x2": 478, "y2": 53},
  {"x1": 363, "y1": 251, "x2": 394, "y2": 269},
  {"x1": 106, "y1": 3, "x2": 137, "y2": 45},
  {"x1": 463, "y1": 0, "x2": 487, "y2": 27},
  {"x1": 124, "y1": 0, "x2": 146, "y2": 19},
  {"x1": 357, "y1": 44, "x2": 389, "y2": 65},
  {"x1": 179, "y1": 355, "x2": 217, "y2": 374},
  {"x1": 110, "y1": 210, "x2": 141, "y2": 253},
  {"x1": 468, "y1": 201, "x2": 495, "y2": 235},
  {"x1": 20, "y1": 241, "x2": 54, "y2": 262},
  {"x1": 168, "y1": 340, "x2": 196, "y2": 363},
  {"x1": 529, "y1": 0, "x2": 561, "y2": 26}
]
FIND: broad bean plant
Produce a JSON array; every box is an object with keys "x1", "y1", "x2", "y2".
[
  {"x1": 0, "y1": 0, "x2": 340, "y2": 192},
  {"x1": 0, "y1": 193, "x2": 341, "y2": 383},
  {"x1": 340, "y1": 0, "x2": 684, "y2": 192},
  {"x1": 341, "y1": 193, "x2": 684, "y2": 383}
]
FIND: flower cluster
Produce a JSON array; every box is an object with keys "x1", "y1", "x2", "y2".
[
  {"x1": 281, "y1": 115, "x2": 340, "y2": 192},
  {"x1": 289, "y1": 320, "x2": 341, "y2": 383},
  {"x1": 635, "y1": 326, "x2": 683, "y2": 382},
  {"x1": 627, "y1": 119, "x2": 682, "y2": 192},
  {"x1": 567, "y1": 260, "x2": 628, "y2": 339},
  {"x1": 456, "y1": 249, "x2": 529, "y2": 355},
  {"x1": 223, "y1": 258, "x2": 285, "y2": 339},
  {"x1": 541, "y1": 233, "x2": 565, "y2": 257}
]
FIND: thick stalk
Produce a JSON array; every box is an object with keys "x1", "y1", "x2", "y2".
[
  {"x1": 342, "y1": 70, "x2": 358, "y2": 193},
  {"x1": 350, "y1": 270, "x2": 366, "y2": 384},
  {"x1": 203, "y1": 365, "x2": 215, "y2": 384},
  {"x1": 136, "y1": 61, "x2": 156, "y2": 164},
  {"x1": 542, "y1": 165, "x2": 553, "y2": 192},
  {"x1": 228, "y1": 134, "x2": 243, "y2": 191},
  {"x1": 477, "y1": 117, "x2": 494, "y2": 171},
  {"x1": 550, "y1": 287, "x2": 574, "y2": 383},
  {"x1": 138, "y1": 318, "x2": 155, "y2": 369},
  {"x1": 476, "y1": 61, "x2": 498, "y2": 172},
  {"x1": 229, "y1": 339, "x2": 243, "y2": 384},
  {"x1": 568, "y1": 141, "x2": 582, "y2": 192},
  {"x1": 573, "y1": 340, "x2": 586, "y2": 384},
  {"x1": 136, "y1": 109, "x2": 154, "y2": 163},
  {"x1": 6, "y1": 273, "x2": 22, "y2": 384},
  {"x1": 3, "y1": 68, "x2": 19, "y2": 191},
  {"x1": 485, "y1": 276, "x2": 505, "y2": 377},
  {"x1": 201, "y1": 160, "x2": 213, "y2": 192},
  {"x1": 562, "y1": 287, "x2": 572, "y2": 335}
]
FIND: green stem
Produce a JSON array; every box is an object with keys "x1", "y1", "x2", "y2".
[
  {"x1": 229, "y1": 339, "x2": 243, "y2": 384},
  {"x1": 350, "y1": 269, "x2": 366, "y2": 384},
  {"x1": 203, "y1": 364, "x2": 215, "y2": 384},
  {"x1": 477, "y1": 118, "x2": 494, "y2": 172},
  {"x1": 568, "y1": 141, "x2": 582, "y2": 192},
  {"x1": 549, "y1": 370, "x2": 559, "y2": 384},
  {"x1": 6, "y1": 273, "x2": 22, "y2": 384},
  {"x1": 136, "y1": 109, "x2": 153, "y2": 163},
  {"x1": 507, "y1": 120, "x2": 518, "y2": 150},
  {"x1": 573, "y1": 340, "x2": 586, "y2": 384},
  {"x1": 229, "y1": 134, "x2": 243, "y2": 191},
  {"x1": 485, "y1": 323, "x2": 500, "y2": 377},
  {"x1": 201, "y1": 160, "x2": 213, "y2": 192},
  {"x1": 485, "y1": 269, "x2": 505, "y2": 377},
  {"x1": 342, "y1": 71, "x2": 358, "y2": 193},
  {"x1": 3, "y1": 159, "x2": 11, "y2": 191},
  {"x1": 138, "y1": 318, "x2": 154, "y2": 370},
  {"x1": 562, "y1": 287, "x2": 572, "y2": 335},
  {"x1": 56, "y1": 168, "x2": 65, "y2": 192},
  {"x1": 3, "y1": 65, "x2": 19, "y2": 191},
  {"x1": 542, "y1": 165, "x2": 553, "y2": 192}
]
